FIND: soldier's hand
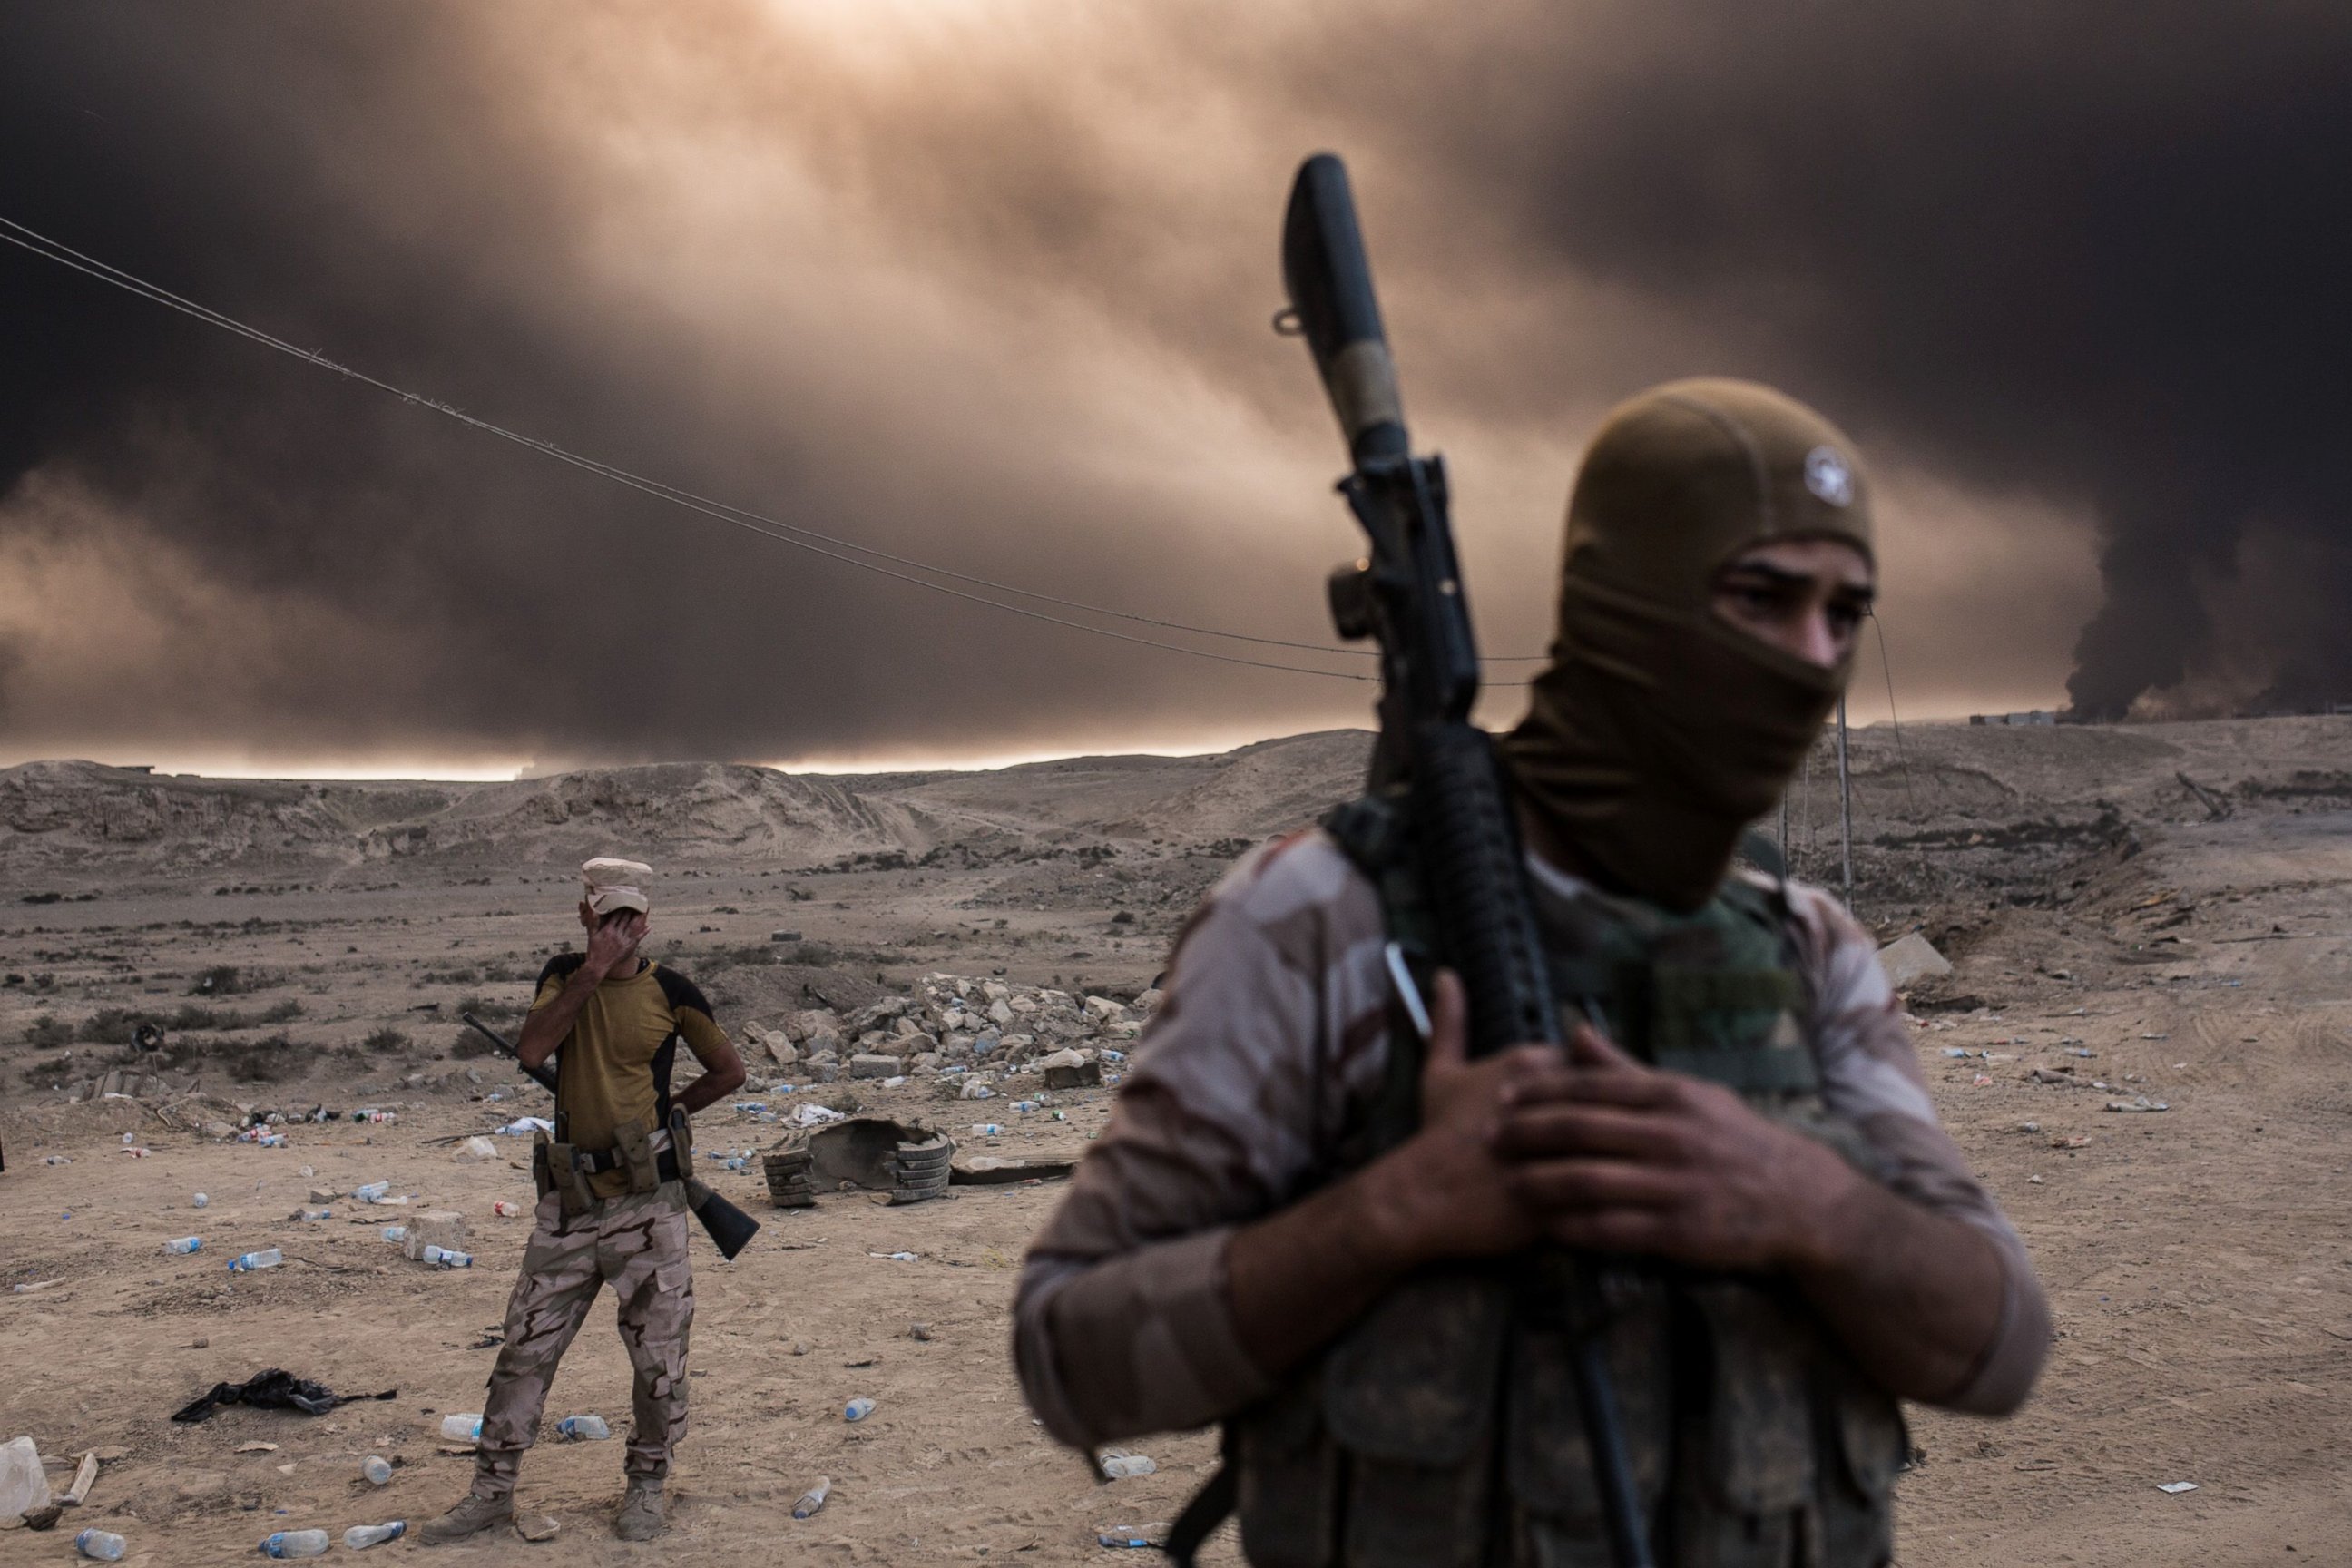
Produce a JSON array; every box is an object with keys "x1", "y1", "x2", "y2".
[
  {"x1": 1367, "y1": 970, "x2": 1558, "y2": 1267},
  {"x1": 1491, "y1": 1024, "x2": 1861, "y2": 1271},
  {"x1": 583, "y1": 909, "x2": 650, "y2": 978}
]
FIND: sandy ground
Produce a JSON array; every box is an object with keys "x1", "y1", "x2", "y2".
[{"x1": 3, "y1": 720, "x2": 2348, "y2": 1564}]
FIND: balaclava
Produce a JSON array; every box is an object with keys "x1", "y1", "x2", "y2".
[{"x1": 1500, "y1": 378, "x2": 1873, "y2": 911}]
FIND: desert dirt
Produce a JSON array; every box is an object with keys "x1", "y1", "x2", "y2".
[{"x1": 2, "y1": 718, "x2": 2347, "y2": 1565}]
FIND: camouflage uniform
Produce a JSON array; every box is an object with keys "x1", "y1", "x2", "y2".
[{"x1": 473, "y1": 1183, "x2": 693, "y2": 1494}]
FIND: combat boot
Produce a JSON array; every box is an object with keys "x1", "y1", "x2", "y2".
[
  {"x1": 417, "y1": 1491, "x2": 514, "y2": 1544},
  {"x1": 614, "y1": 1479, "x2": 668, "y2": 1541}
]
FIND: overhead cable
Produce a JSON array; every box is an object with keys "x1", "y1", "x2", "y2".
[{"x1": 0, "y1": 215, "x2": 1544, "y2": 683}]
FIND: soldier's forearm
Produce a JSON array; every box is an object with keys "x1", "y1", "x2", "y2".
[
  {"x1": 1225, "y1": 1154, "x2": 1424, "y2": 1379},
  {"x1": 516, "y1": 969, "x2": 601, "y2": 1071},
  {"x1": 1788, "y1": 1166, "x2": 2013, "y2": 1406}
]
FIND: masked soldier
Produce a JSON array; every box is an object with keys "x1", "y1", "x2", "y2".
[
  {"x1": 423, "y1": 857, "x2": 747, "y2": 1544},
  {"x1": 1014, "y1": 381, "x2": 2049, "y2": 1566}
]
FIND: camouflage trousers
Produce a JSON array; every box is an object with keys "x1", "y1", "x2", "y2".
[{"x1": 474, "y1": 1184, "x2": 694, "y2": 1494}]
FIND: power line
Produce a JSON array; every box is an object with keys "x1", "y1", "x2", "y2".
[
  {"x1": 1867, "y1": 610, "x2": 1920, "y2": 817},
  {"x1": 0, "y1": 214, "x2": 1544, "y2": 682}
]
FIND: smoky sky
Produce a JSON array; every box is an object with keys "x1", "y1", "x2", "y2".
[{"x1": 3, "y1": 3, "x2": 2347, "y2": 771}]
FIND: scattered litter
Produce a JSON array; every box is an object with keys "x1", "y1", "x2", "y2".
[
  {"x1": 514, "y1": 1515, "x2": 560, "y2": 1543},
  {"x1": 352, "y1": 1181, "x2": 392, "y2": 1203},
  {"x1": 2067, "y1": 1047, "x2": 2096, "y2": 1058},
  {"x1": 2141, "y1": 1033, "x2": 2170, "y2": 1041},
  {"x1": 192, "y1": 1193, "x2": 210, "y2": 1208},
  {"x1": 2027, "y1": 1174, "x2": 2043, "y2": 1184},
  {"x1": 171, "y1": 1369, "x2": 399, "y2": 1424},
  {"x1": 74, "y1": 1528, "x2": 127, "y2": 1561},
  {"x1": 2106, "y1": 1097, "x2": 2171, "y2": 1113},
  {"x1": 2156, "y1": 1481, "x2": 2197, "y2": 1494},
  {"x1": 1, "y1": 1435, "x2": 51, "y2": 1516},
  {"x1": 379, "y1": 1227, "x2": 407, "y2": 1244},
  {"x1": 344, "y1": 1522, "x2": 407, "y2": 1550},
  {"x1": 792, "y1": 1477, "x2": 831, "y2": 1519},
  {"x1": 362, "y1": 1455, "x2": 393, "y2": 1485},
  {"x1": 953, "y1": 1155, "x2": 1076, "y2": 1185},
  {"x1": 844, "y1": 1397, "x2": 876, "y2": 1422},
  {"x1": 1098, "y1": 1449, "x2": 1158, "y2": 1479},
  {"x1": 1098, "y1": 1523, "x2": 1170, "y2": 1549},
  {"x1": 1972, "y1": 1073, "x2": 1994, "y2": 1087},
  {"x1": 2016, "y1": 1122, "x2": 2042, "y2": 1133},
  {"x1": 2052, "y1": 1134, "x2": 2092, "y2": 1149},
  {"x1": 453, "y1": 1136, "x2": 500, "y2": 1162},
  {"x1": 792, "y1": 1103, "x2": 845, "y2": 1128},
  {"x1": 260, "y1": 1527, "x2": 330, "y2": 1557},
  {"x1": 910, "y1": 1322, "x2": 934, "y2": 1341},
  {"x1": 43, "y1": 1155, "x2": 70, "y2": 1166},
  {"x1": 554, "y1": 1415, "x2": 610, "y2": 1441},
  {"x1": 492, "y1": 1200, "x2": 524, "y2": 1219},
  {"x1": 420, "y1": 1245, "x2": 474, "y2": 1269},
  {"x1": 61, "y1": 1450, "x2": 99, "y2": 1506},
  {"x1": 162, "y1": 1237, "x2": 203, "y2": 1256},
  {"x1": 228, "y1": 1249, "x2": 284, "y2": 1273},
  {"x1": 10, "y1": 1279, "x2": 64, "y2": 1294},
  {"x1": 495, "y1": 1118, "x2": 554, "y2": 1137},
  {"x1": 439, "y1": 1414, "x2": 484, "y2": 1443},
  {"x1": 870, "y1": 1251, "x2": 917, "y2": 1262},
  {"x1": 236, "y1": 1441, "x2": 280, "y2": 1455}
]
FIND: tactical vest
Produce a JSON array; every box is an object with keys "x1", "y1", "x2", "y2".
[{"x1": 1194, "y1": 813, "x2": 1907, "y2": 1568}]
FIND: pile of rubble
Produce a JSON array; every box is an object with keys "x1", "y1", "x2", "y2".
[{"x1": 742, "y1": 973, "x2": 1160, "y2": 1087}]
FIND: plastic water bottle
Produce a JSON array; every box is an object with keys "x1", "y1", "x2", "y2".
[
  {"x1": 74, "y1": 1528, "x2": 128, "y2": 1561},
  {"x1": 555, "y1": 1415, "x2": 610, "y2": 1441},
  {"x1": 228, "y1": 1248, "x2": 283, "y2": 1272},
  {"x1": 1011, "y1": 1100, "x2": 1042, "y2": 1112},
  {"x1": 361, "y1": 1455, "x2": 393, "y2": 1485},
  {"x1": 492, "y1": 1200, "x2": 523, "y2": 1218},
  {"x1": 969, "y1": 1123, "x2": 1003, "y2": 1136},
  {"x1": 422, "y1": 1245, "x2": 473, "y2": 1269},
  {"x1": 259, "y1": 1528, "x2": 330, "y2": 1557},
  {"x1": 440, "y1": 1414, "x2": 484, "y2": 1442},
  {"x1": 791, "y1": 1476, "x2": 830, "y2": 1518},
  {"x1": 192, "y1": 1192, "x2": 211, "y2": 1208},
  {"x1": 162, "y1": 1236, "x2": 203, "y2": 1255},
  {"x1": 843, "y1": 1397, "x2": 876, "y2": 1422},
  {"x1": 343, "y1": 1522, "x2": 407, "y2": 1549},
  {"x1": 353, "y1": 1181, "x2": 390, "y2": 1202},
  {"x1": 1099, "y1": 1451, "x2": 1158, "y2": 1478},
  {"x1": 380, "y1": 1226, "x2": 407, "y2": 1243}
]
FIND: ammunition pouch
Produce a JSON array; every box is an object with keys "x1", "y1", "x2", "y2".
[
  {"x1": 532, "y1": 1117, "x2": 688, "y2": 1218},
  {"x1": 1230, "y1": 1269, "x2": 1903, "y2": 1568}
]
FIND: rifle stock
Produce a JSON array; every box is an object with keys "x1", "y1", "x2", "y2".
[
  {"x1": 1281, "y1": 152, "x2": 1657, "y2": 1568},
  {"x1": 458, "y1": 1012, "x2": 760, "y2": 1262}
]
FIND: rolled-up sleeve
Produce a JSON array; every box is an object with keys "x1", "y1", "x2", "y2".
[
  {"x1": 1791, "y1": 883, "x2": 2053, "y2": 1415},
  {"x1": 1013, "y1": 834, "x2": 1389, "y2": 1447}
]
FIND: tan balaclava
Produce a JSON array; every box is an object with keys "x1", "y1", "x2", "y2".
[{"x1": 1500, "y1": 378, "x2": 1874, "y2": 911}]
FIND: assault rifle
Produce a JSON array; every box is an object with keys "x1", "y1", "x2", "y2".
[
  {"x1": 1280, "y1": 153, "x2": 1655, "y2": 1568},
  {"x1": 459, "y1": 1013, "x2": 760, "y2": 1262}
]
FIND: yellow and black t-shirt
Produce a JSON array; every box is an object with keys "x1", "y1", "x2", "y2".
[{"x1": 529, "y1": 956, "x2": 730, "y2": 1198}]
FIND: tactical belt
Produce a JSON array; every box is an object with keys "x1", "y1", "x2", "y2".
[{"x1": 571, "y1": 1143, "x2": 684, "y2": 1185}]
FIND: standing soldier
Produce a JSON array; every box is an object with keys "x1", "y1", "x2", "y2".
[
  {"x1": 1014, "y1": 382, "x2": 2049, "y2": 1565},
  {"x1": 423, "y1": 857, "x2": 746, "y2": 1544}
]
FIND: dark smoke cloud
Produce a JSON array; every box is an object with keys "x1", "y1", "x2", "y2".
[{"x1": 3, "y1": 3, "x2": 2343, "y2": 772}]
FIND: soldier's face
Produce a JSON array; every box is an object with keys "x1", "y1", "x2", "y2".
[{"x1": 1710, "y1": 538, "x2": 1875, "y2": 670}]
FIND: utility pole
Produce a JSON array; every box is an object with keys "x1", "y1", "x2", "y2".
[{"x1": 1836, "y1": 693, "x2": 1854, "y2": 910}]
